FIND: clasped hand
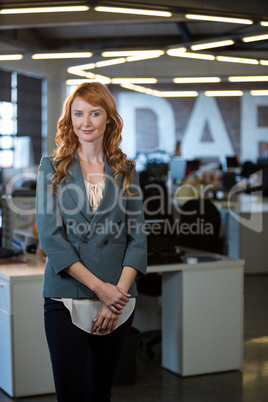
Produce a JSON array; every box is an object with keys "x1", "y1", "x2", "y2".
[
  {"x1": 92, "y1": 282, "x2": 130, "y2": 334},
  {"x1": 96, "y1": 282, "x2": 130, "y2": 314}
]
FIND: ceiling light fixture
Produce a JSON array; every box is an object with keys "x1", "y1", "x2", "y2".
[
  {"x1": 260, "y1": 21, "x2": 268, "y2": 27},
  {"x1": 167, "y1": 50, "x2": 215, "y2": 60},
  {"x1": 0, "y1": 54, "x2": 23, "y2": 60},
  {"x1": 94, "y1": 6, "x2": 172, "y2": 17},
  {"x1": 111, "y1": 78, "x2": 157, "y2": 84},
  {"x1": 66, "y1": 79, "x2": 97, "y2": 85},
  {"x1": 191, "y1": 40, "x2": 234, "y2": 51},
  {"x1": 250, "y1": 90, "x2": 268, "y2": 96},
  {"x1": 102, "y1": 50, "x2": 164, "y2": 57},
  {"x1": 260, "y1": 60, "x2": 268, "y2": 65},
  {"x1": 205, "y1": 90, "x2": 243, "y2": 97},
  {"x1": 160, "y1": 91, "x2": 198, "y2": 97},
  {"x1": 185, "y1": 14, "x2": 253, "y2": 25},
  {"x1": 242, "y1": 33, "x2": 268, "y2": 42},
  {"x1": 95, "y1": 58, "x2": 126, "y2": 67},
  {"x1": 121, "y1": 83, "x2": 198, "y2": 97},
  {"x1": 228, "y1": 76, "x2": 268, "y2": 82},
  {"x1": 32, "y1": 52, "x2": 92, "y2": 60},
  {"x1": 216, "y1": 55, "x2": 259, "y2": 64},
  {"x1": 67, "y1": 64, "x2": 96, "y2": 76},
  {"x1": 126, "y1": 52, "x2": 164, "y2": 62},
  {"x1": 0, "y1": 6, "x2": 89, "y2": 14},
  {"x1": 173, "y1": 77, "x2": 221, "y2": 83}
]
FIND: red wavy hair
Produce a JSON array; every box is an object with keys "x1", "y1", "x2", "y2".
[{"x1": 51, "y1": 82, "x2": 135, "y2": 196}]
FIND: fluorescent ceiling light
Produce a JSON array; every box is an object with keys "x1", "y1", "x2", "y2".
[
  {"x1": 111, "y1": 78, "x2": 157, "y2": 84},
  {"x1": 160, "y1": 91, "x2": 198, "y2": 97},
  {"x1": 121, "y1": 83, "x2": 198, "y2": 97},
  {"x1": 126, "y1": 52, "x2": 164, "y2": 62},
  {"x1": 166, "y1": 48, "x2": 186, "y2": 56},
  {"x1": 250, "y1": 90, "x2": 268, "y2": 96},
  {"x1": 216, "y1": 55, "x2": 259, "y2": 64},
  {"x1": 191, "y1": 39, "x2": 234, "y2": 51},
  {"x1": 260, "y1": 21, "x2": 268, "y2": 27},
  {"x1": 95, "y1": 6, "x2": 172, "y2": 17},
  {"x1": 0, "y1": 6, "x2": 89, "y2": 14},
  {"x1": 260, "y1": 60, "x2": 268, "y2": 65},
  {"x1": 0, "y1": 54, "x2": 23, "y2": 60},
  {"x1": 32, "y1": 52, "x2": 92, "y2": 60},
  {"x1": 67, "y1": 65, "x2": 95, "y2": 78},
  {"x1": 167, "y1": 50, "x2": 215, "y2": 60},
  {"x1": 174, "y1": 77, "x2": 221, "y2": 83},
  {"x1": 95, "y1": 58, "x2": 126, "y2": 68},
  {"x1": 205, "y1": 90, "x2": 243, "y2": 97},
  {"x1": 228, "y1": 76, "x2": 268, "y2": 82},
  {"x1": 185, "y1": 14, "x2": 253, "y2": 25},
  {"x1": 242, "y1": 33, "x2": 268, "y2": 42},
  {"x1": 102, "y1": 50, "x2": 164, "y2": 57},
  {"x1": 121, "y1": 83, "x2": 160, "y2": 95},
  {"x1": 66, "y1": 79, "x2": 98, "y2": 85}
]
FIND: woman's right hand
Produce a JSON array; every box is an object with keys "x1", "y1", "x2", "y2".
[{"x1": 95, "y1": 282, "x2": 130, "y2": 314}]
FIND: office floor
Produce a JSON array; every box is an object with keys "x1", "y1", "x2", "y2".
[{"x1": 0, "y1": 275, "x2": 267, "y2": 402}]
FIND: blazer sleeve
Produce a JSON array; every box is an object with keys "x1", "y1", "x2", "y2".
[
  {"x1": 122, "y1": 169, "x2": 147, "y2": 276},
  {"x1": 36, "y1": 157, "x2": 80, "y2": 274}
]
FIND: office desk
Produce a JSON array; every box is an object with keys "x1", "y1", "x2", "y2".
[
  {"x1": 0, "y1": 252, "x2": 244, "y2": 396},
  {"x1": 144, "y1": 252, "x2": 244, "y2": 377},
  {"x1": 0, "y1": 256, "x2": 54, "y2": 397}
]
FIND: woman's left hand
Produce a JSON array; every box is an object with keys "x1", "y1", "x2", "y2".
[{"x1": 91, "y1": 304, "x2": 119, "y2": 334}]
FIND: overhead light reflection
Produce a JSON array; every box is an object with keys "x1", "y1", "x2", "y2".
[
  {"x1": 0, "y1": 6, "x2": 89, "y2": 14},
  {"x1": 191, "y1": 40, "x2": 234, "y2": 51},
  {"x1": 185, "y1": 14, "x2": 253, "y2": 24},
  {"x1": 94, "y1": 6, "x2": 172, "y2": 17}
]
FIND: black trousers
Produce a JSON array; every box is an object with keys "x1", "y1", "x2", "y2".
[{"x1": 44, "y1": 298, "x2": 134, "y2": 402}]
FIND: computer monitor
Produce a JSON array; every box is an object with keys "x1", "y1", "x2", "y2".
[
  {"x1": 186, "y1": 159, "x2": 200, "y2": 172},
  {"x1": 169, "y1": 157, "x2": 186, "y2": 184},
  {"x1": 226, "y1": 156, "x2": 239, "y2": 169}
]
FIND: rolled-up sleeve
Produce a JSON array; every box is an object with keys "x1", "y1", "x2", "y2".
[
  {"x1": 122, "y1": 170, "x2": 147, "y2": 276},
  {"x1": 36, "y1": 157, "x2": 80, "y2": 274}
]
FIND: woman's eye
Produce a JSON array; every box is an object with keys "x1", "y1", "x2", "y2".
[
  {"x1": 91, "y1": 112, "x2": 100, "y2": 117},
  {"x1": 75, "y1": 112, "x2": 82, "y2": 117}
]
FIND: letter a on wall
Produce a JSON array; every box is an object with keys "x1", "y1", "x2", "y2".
[{"x1": 181, "y1": 92, "x2": 234, "y2": 164}]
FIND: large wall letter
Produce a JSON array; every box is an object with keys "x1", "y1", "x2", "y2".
[
  {"x1": 241, "y1": 91, "x2": 268, "y2": 161},
  {"x1": 181, "y1": 92, "x2": 234, "y2": 165},
  {"x1": 118, "y1": 92, "x2": 176, "y2": 158}
]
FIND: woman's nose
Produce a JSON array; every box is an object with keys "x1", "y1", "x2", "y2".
[{"x1": 83, "y1": 115, "x2": 92, "y2": 126}]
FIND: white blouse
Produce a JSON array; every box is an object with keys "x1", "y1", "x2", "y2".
[{"x1": 53, "y1": 179, "x2": 135, "y2": 335}]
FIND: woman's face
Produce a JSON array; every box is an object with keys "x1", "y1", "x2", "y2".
[{"x1": 71, "y1": 96, "x2": 110, "y2": 146}]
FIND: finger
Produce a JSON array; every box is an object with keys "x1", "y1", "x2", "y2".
[
  {"x1": 117, "y1": 287, "x2": 131, "y2": 298},
  {"x1": 109, "y1": 305, "x2": 122, "y2": 315}
]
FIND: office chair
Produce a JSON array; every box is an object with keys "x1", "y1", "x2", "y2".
[
  {"x1": 222, "y1": 172, "x2": 237, "y2": 192},
  {"x1": 178, "y1": 198, "x2": 223, "y2": 254}
]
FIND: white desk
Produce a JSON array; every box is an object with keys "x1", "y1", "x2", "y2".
[
  {"x1": 0, "y1": 256, "x2": 55, "y2": 397},
  {"x1": 145, "y1": 252, "x2": 244, "y2": 377}
]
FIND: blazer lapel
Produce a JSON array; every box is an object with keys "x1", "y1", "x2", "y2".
[{"x1": 64, "y1": 151, "x2": 94, "y2": 222}]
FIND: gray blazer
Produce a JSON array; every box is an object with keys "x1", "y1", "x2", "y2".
[{"x1": 36, "y1": 151, "x2": 147, "y2": 299}]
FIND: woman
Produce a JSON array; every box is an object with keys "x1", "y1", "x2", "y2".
[{"x1": 36, "y1": 82, "x2": 147, "y2": 402}]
